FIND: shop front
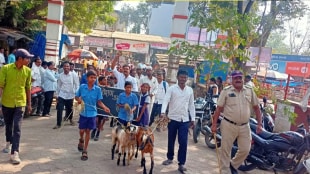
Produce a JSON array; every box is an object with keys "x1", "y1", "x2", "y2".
[
  {"x1": 83, "y1": 36, "x2": 114, "y2": 58},
  {"x1": 114, "y1": 39, "x2": 150, "y2": 65}
]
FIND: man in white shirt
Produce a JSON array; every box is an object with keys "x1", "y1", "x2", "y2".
[
  {"x1": 149, "y1": 71, "x2": 168, "y2": 126},
  {"x1": 245, "y1": 75, "x2": 255, "y2": 88},
  {"x1": 31, "y1": 57, "x2": 45, "y2": 116},
  {"x1": 0, "y1": 47, "x2": 6, "y2": 68},
  {"x1": 110, "y1": 55, "x2": 138, "y2": 92},
  {"x1": 140, "y1": 66, "x2": 158, "y2": 115},
  {"x1": 54, "y1": 62, "x2": 79, "y2": 129},
  {"x1": 161, "y1": 69, "x2": 195, "y2": 173},
  {"x1": 69, "y1": 62, "x2": 80, "y2": 85},
  {"x1": 135, "y1": 64, "x2": 145, "y2": 89}
]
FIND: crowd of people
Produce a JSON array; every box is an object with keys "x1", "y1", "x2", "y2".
[{"x1": 0, "y1": 48, "x2": 262, "y2": 174}]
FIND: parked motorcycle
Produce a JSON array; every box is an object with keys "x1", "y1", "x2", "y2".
[
  {"x1": 234, "y1": 122, "x2": 309, "y2": 172},
  {"x1": 24, "y1": 86, "x2": 44, "y2": 117},
  {"x1": 193, "y1": 94, "x2": 217, "y2": 143}
]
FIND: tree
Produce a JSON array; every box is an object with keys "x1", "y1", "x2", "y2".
[
  {"x1": 287, "y1": 18, "x2": 310, "y2": 55},
  {"x1": 0, "y1": 0, "x2": 116, "y2": 34},
  {"x1": 170, "y1": 1, "x2": 308, "y2": 71},
  {"x1": 118, "y1": 2, "x2": 160, "y2": 34},
  {"x1": 265, "y1": 31, "x2": 290, "y2": 54},
  {"x1": 170, "y1": 1, "x2": 259, "y2": 71},
  {"x1": 251, "y1": 1, "x2": 308, "y2": 47}
]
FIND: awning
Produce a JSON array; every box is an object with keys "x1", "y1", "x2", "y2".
[{"x1": 0, "y1": 27, "x2": 33, "y2": 41}]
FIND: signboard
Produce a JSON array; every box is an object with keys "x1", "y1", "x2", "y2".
[
  {"x1": 285, "y1": 62, "x2": 310, "y2": 77},
  {"x1": 83, "y1": 36, "x2": 113, "y2": 48},
  {"x1": 269, "y1": 60, "x2": 287, "y2": 73},
  {"x1": 101, "y1": 87, "x2": 140, "y2": 119},
  {"x1": 271, "y1": 54, "x2": 310, "y2": 62},
  {"x1": 68, "y1": 35, "x2": 80, "y2": 46},
  {"x1": 82, "y1": 46, "x2": 89, "y2": 50},
  {"x1": 246, "y1": 47, "x2": 272, "y2": 66},
  {"x1": 198, "y1": 61, "x2": 229, "y2": 84},
  {"x1": 114, "y1": 39, "x2": 149, "y2": 54},
  {"x1": 150, "y1": 42, "x2": 169, "y2": 50}
]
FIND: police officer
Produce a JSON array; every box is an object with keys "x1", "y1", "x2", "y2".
[{"x1": 211, "y1": 70, "x2": 262, "y2": 174}]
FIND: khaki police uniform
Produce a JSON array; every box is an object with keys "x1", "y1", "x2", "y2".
[{"x1": 217, "y1": 85, "x2": 259, "y2": 174}]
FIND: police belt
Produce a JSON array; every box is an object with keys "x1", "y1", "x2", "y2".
[{"x1": 224, "y1": 117, "x2": 248, "y2": 126}]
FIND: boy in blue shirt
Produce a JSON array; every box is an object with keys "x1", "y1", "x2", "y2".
[
  {"x1": 75, "y1": 70, "x2": 110, "y2": 161},
  {"x1": 116, "y1": 81, "x2": 139, "y2": 125}
]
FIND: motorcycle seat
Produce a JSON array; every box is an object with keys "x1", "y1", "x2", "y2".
[{"x1": 258, "y1": 129, "x2": 278, "y2": 140}]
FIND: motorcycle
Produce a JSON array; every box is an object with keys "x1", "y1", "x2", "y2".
[
  {"x1": 204, "y1": 104, "x2": 274, "y2": 149},
  {"x1": 24, "y1": 86, "x2": 44, "y2": 117},
  {"x1": 234, "y1": 122, "x2": 309, "y2": 172},
  {"x1": 193, "y1": 94, "x2": 217, "y2": 143}
]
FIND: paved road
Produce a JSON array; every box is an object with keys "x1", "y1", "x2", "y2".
[{"x1": 0, "y1": 108, "x2": 276, "y2": 174}]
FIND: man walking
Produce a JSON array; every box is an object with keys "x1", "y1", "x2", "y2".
[
  {"x1": 42, "y1": 61, "x2": 58, "y2": 117},
  {"x1": 54, "y1": 62, "x2": 79, "y2": 129},
  {"x1": 161, "y1": 69, "x2": 195, "y2": 173},
  {"x1": 0, "y1": 49, "x2": 32, "y2": 164},
  {"x1": 31, "y1": 57, "x2": 45, "y2": 116},
  {"x1": 149, "y1": 71, "x2": 168, "y2": 127},
  {"x1": 140, "y1": 66, "x2": 158, "y2": 114},
  {"x1": 211, "y1": 70, "x2": 262, "y2": 174}
]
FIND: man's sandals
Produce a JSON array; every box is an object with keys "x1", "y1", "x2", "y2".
[
  {"x1": 78, "y1": 139, "x2": 84, "y2": 152},
  {"x1": 81, "y1": 151, "x2": 88, "y2": 161}
]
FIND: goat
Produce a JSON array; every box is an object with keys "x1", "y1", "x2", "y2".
[
  {"x1": 111, "y1": 124, "x2": 137, "y2": 166},
  {"x1": 135, "y1": 127, "x2": 155, "y2": 174}
]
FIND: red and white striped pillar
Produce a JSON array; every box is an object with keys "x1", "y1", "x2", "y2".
[
  {"x1": 166, "y1": 1, "x2": 189, "y2": 84},
  {"x1": 45, "y1": 0, "x2": 64, "y2": 64}
]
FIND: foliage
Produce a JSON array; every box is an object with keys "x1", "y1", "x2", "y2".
[
  {"x1": 169, "y1": 1, "x2": 259, "y2": 71},
  {"x1": 0, "y1": 0, "x2": 116, "y2": 34},
  {"x1": 251, "y1": 0, "x2": 308, "y2": 47},
  {"x1": 117, "y1": 2, "x2": 160, "y2": 34},
  {"x1": 282, "y1": 100, "x2": 298, "y2": 125},
  {"x1": 265, "y1": 31, "x2": 290, "y2": 54}
]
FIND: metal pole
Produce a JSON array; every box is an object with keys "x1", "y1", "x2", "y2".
[
  {"x1": 284, "y1": 74, "x2": 291, "y2": 100},
  {"x1": 255, "y1": 36, "x2": 263, "y2": 76}
]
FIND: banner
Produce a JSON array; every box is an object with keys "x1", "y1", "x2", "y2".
[
  {"x1": 272, "y1": 54, "x2": 310, "y2": 62},
  {"x1": 101, "y1": 87, "x2": 140, "y2": 119},
  {"x1": 285, "y1": 62, "x2": 310, "y2": 77},
  {"x1": 247, "y1": 47, "x2": 272, "y2": 66},
  {"x1": 84, "y1": 36, "x2": 113, "y2": 48},
  {"x1": 150, "y1": 42, "x2": 169, "y2": 50},
  {"x1": 114, "y1": 39, "x2": 149, "y2": 54}
]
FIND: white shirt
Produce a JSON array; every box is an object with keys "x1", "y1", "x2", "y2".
[
  {"x1": 0, "y1": 53, "x2": 5, "y2": 67},
  {"x1": 155, "y1": 81, "x2": 169, "y2": 104},
  {"x1": 31, "y1": 65, "x2": 44, "y2": 87},
  {"x1": 71, "y1": 70, "x2": 80, "y2": 86},
  {"x1": 161, "y1": 84, "x2": 195, "y2": 122},
  {"x1": 135, "y1": 74, "x2": 145, "y2": 89},
  {"x1": 140, "y1": 75, "x2": 158, "y2": 96},
  {"x1": 246, "y1": 81, "x2": 255, "y2": 88},
  {"x1": 113, "y1": 67, "x2": 138, "y2": 92},
  {"x1": 56, "y1": 72, "x2": 79, "y2": 99}
]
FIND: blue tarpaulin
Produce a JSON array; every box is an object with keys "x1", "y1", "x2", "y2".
[
  {"x1": 198, "y1": 61, "x2": 229, "y2": 84},
  {"x1": 29, "y1": 31, "x2": 71, "y2": 60}
]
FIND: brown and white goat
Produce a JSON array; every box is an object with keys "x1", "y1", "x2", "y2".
[
  {"x1": 135, "y1": 127, "x2": 155, "y2": 174},
  {"x1": 111, "y1": 124, "x2": 137, "y2": 166}
]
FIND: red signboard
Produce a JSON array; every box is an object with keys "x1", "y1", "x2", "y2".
[
  {"x1": 285, "y1": 62, "x2": 310, "y2": 77},
  {"x1": 115, "y1": 43, "x2": 130, "y2": 50}
]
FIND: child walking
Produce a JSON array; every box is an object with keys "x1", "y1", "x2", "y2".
[
  {"x1": 75, "y1": 71, "x2": 110, "y2": 161},
  {"x1": 91, "y1": 76, "x2": 109, "y2": 141},
  {"x1": 133, "y1": 83, "x2": 150, "y2": 127},
  {"x1": 116, "y1": 81, "x2": 139, "y2": 125}
]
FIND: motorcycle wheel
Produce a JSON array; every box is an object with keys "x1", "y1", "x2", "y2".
[
  {"x1": 238, "y1": 163, "x2": 257, "y2": 171},
  {"x1": 204, "y1": 130, "x2": 219, "y2": 149},
  {"x1": 193, "y1": 122, "x2": 201, "y2": 143}
]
